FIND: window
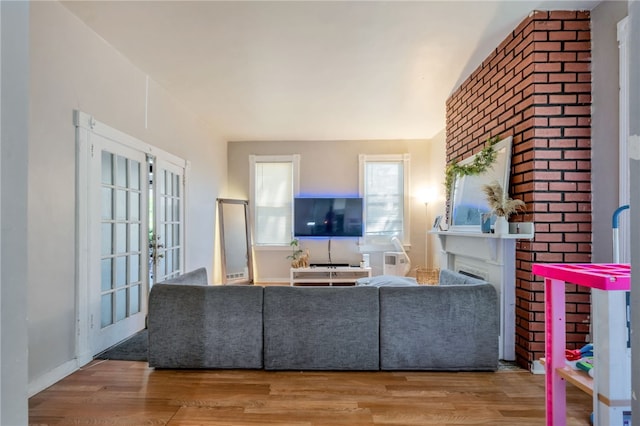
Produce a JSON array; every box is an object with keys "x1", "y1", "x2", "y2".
[
  {"x1": 250, "y1": 155, "x2": 300, "y2": 246},
  {"x1": 359, "y1": 154, "x2": 410, "y2": 245}
]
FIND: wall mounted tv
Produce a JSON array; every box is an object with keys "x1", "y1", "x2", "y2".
[{"x1": 294, "y1": 197, "x2": 363, "y2": 237}]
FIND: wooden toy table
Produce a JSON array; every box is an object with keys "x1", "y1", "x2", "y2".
[{"x1": 532, "y1": 263, "x2": 631, "y2": 426}]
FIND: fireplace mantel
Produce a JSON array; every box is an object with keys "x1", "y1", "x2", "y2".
[
  {"x1": 429, "y1": 223, "x2": 534, "y2": 361},
  {"x1": 432, "y1": 222, "x2": 534, "y2": 262}
]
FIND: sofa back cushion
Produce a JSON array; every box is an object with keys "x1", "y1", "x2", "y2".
[
  {"x1": 148, "y1": 284, "x2": 263, "y2": 368},
  {"x1": 263, "y1": 286, "x2": 380, "y2": 370},
  {"x1": 379, "y1": 285, "x2": 499, "y2": 371},
  {"x1": 157, "y1": 267, "x2": 208, "y2": 285}
]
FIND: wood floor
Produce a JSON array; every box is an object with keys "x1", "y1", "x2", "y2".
[{"x1": 29, "y1": 360, "x2": 592, "y2": 425}]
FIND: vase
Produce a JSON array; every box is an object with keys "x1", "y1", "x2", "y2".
[
  {"x1": 494, "y1": 216, "x2": 509, "y2": 235},
  {"x1": 481, "y1": 213, "x2": 492, "y2": 233}
]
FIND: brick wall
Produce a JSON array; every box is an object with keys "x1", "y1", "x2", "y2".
[{"x1": 445, "y1": 10, "x2": 592, "y2": 369}]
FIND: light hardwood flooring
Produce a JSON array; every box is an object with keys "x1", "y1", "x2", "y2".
[{"x1": 29, "y1": 360, "x2": 592, "y2": 425}]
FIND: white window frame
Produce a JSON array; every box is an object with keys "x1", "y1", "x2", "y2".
[
  {"x1": 358, "y1": 153, "x2": 411, "y2": 248},
  {"x1": 249, "y1": 154, "x2": 300, "y2": 248}
]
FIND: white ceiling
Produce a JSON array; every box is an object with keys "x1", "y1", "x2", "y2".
[{"x1": 61, "y1": 0, "x2": 600, "y2": 141}]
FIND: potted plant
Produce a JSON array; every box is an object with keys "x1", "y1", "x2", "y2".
[
  {"x1": 287, "y1": 239, "x2": 310, "y2": 268},
  {"x1": 482, "y1": 181, "x2": 525, "y2": 234}
]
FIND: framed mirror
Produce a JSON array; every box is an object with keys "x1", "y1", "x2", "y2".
[
  {"x1": 449, "y1": 136, "x2": 513, "y2": 232},
  {"x1": 217, "y1": 198, "x2": 254, "y2": 284}
]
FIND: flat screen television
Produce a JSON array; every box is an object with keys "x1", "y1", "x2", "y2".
[{"x1": 294, "y1": 197, "x2": 363, "y2": 237}]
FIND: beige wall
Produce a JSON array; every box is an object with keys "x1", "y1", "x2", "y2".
[
  {"x1": 228, "y1": 136, "x2": 446, "y2": 282},
  {"x1": 28, "y1": 2, "x2": 226, "y2": 393}
]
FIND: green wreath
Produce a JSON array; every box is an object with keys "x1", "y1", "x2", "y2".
[{"x1": 445, "y1": 136, "x2": 500, "y2": 195}]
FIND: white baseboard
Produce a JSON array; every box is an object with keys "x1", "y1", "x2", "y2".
[
  {"x1": 28, "y1": 358, "x2": 80, "y2": 397},
  {"x1": 531, "y1": 359, "x2": 546, "y2": 375}
]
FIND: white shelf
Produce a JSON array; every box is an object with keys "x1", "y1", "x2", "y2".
[
  {"x1": 539, "y1": 358, "x2": 594, "y2": 396},
  {"x1": 290, "y1": 266, "x2": 371, "y2": 286}
]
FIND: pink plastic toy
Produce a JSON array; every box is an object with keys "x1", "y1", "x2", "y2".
[{"x1": 532, "y1": 263, "x2": 631, "y2": 426}]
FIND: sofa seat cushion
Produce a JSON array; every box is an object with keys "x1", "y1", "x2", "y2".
[
  {"x1": 263, "y1": 286, "x2": 380, "y2": 370},
  {"x1": 148, "y1": 284, "x2": 263, "y2": 369},
  {"x1": 379, "y1": 285, "x2": 499, "y2": 371}
]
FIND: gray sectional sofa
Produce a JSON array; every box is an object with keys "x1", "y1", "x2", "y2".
[{"x1": 148, "y1": 268, "x2": 499, "y2": 371}]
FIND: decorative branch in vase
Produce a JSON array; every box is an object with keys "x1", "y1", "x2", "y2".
[{"x1": 482, "y1": 181, "x2": 525, "y2": 234}]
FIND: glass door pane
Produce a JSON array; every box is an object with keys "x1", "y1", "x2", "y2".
[
  {"x1": 100, "y1": 151, "x2": 144, "y2": 329},
  {"x1": 151, "y1": 159, "x2": 184, "y2": 283}
]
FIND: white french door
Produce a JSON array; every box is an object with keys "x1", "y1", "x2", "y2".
[
  {"x1": 150, "y1": 158, "x2": 185, "y2": 284},
  {"x1": 76, "y1": 111, "x2": 186, "y2": 360},
  {"x1": 92, "y1": 136, "x2": 148, "y2": 352}
]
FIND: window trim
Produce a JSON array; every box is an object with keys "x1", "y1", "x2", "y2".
[
  {"x1": 358, "y1": 153, "x2": 411, "y2": 247},
  {"x1": 249, "y1": 154, "x2": 300, "y2": 247}
]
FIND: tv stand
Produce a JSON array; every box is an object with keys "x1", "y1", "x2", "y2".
[{"x1": 290, "y1": 266, "x2": 371, "y2": 286}]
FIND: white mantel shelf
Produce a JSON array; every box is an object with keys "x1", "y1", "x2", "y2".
[
  {"x1": 429, "y1": 221, "x2": 534, "y2": 239},
  {"x1": 430, "y1": 229, "x2": 534, "y2": 239},
  {"x1": 428, "y1": 222, "x2": 534, "y2": 361},
  {"x1": 429, "y1": 222, "x2": 534, "y2": 263}
]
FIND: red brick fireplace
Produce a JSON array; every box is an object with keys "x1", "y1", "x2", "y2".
[{"x1": 445, "y1": 10, "x2": 592, "y2": 369}]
